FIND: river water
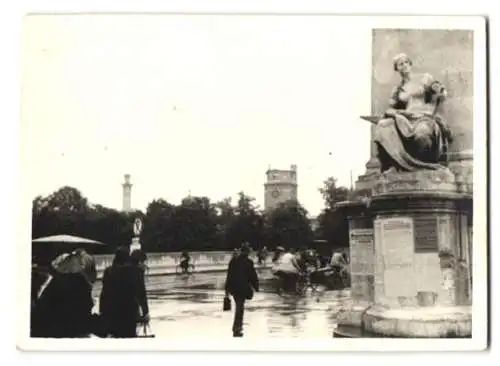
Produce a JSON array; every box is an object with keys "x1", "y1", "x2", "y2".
[{"x1": 91, "y1": 269, "x2": 351, "y2": 338}]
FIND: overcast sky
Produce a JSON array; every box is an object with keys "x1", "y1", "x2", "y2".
[{"x1": 21, "y1": 14, "x2": 373, "y2": 216}]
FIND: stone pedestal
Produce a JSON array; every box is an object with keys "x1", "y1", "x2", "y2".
[
  {"x1": 130, "y1": 237, "x2": 141, "y2": 252},
  {"x1": 334, "y1": 169, "x2": 472, "y2": 338},
  {"x1": 334, "y1": 201, "x2": 374, "y2": 331},
  {"x1": 337, "y1": 29, "x2": 474, "y2": 337}
]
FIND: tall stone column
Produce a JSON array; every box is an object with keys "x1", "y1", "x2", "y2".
[{"x1": 122, "y1": 174, "x2": 132, "y2": 213}]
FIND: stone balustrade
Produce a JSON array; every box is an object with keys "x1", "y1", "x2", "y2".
[{"x1": 94, "y1": 251, "x2": 271, "y2": 279}]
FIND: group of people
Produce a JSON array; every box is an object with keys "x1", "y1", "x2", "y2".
[
  {"x1": 31, "y1": 246, "x2": 150, "y2": 338},
  {"x1": 31, "y1": 242, "x2": 347, "y2": 339},
  {"x1": 270, "y1": 246, "x2": 349, "y2": 292},
  {"x1": 223, "y1": 243, "x2": 349, "y2": 337}
]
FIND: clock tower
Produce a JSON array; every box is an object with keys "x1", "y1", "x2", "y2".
[{"x1": 264, "y1": 164, "x2": 298, "y2": 211}]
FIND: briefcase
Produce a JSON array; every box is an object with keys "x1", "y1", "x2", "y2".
[
  {"x1": 136, "y1": 322, "x2": 155, "y2": 338},
  {"x1": 223, "y1": 295, "x2": 231, "y2": 311}
]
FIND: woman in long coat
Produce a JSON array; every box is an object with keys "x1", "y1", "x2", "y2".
[{"x1": 99, "y1": 247, "x2": 149, "y2": 338}]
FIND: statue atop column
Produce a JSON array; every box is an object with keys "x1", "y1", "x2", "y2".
[{"x1": 372, "y1": 53, "x2": 453, "y2": 173}]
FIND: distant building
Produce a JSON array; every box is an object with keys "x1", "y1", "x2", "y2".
[
  {"x1": 264, "y1": 165, "x2": 298, "y2": 211},
  {"x1": 263, "y1": 165, "x2": 319, "y2": 231},
  {"x1": 122, "y1": 174, "x2": 132, "y2": 212}
]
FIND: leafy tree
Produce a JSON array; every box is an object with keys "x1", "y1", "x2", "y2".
[
  {"x1": 32, "y1": 187, "x2": 91, "y2": 238},
  {"x1": 226, "y1": 192, "x2": 264, "y2": 250},
  {"x1": 172, "y1": 196, "x2": 218, "y2": 251},
  {"x1": 32, "y1": 180, "x2": 358, "y2": 255},
  {"x1": 316, "y1": 177, "x2": 352, "y2": 251},
  {"x1": 85, "y1": 204, "x2": 132, "y2": 252},
  {"x1": 318, "y1": 177, "x2": 350, "y2": 210},
  {"x1": 32, "y1": 195, "x2": 48, "y2": 217},
  {"x1": 214, "y1": 197, "x2": 236, "y2": 250},
  {"x1": 142, "y1": 199, "x2": 176, "y2": 252},
  {"x1": 315, "y1": 209, "x2": 349, "y2": 251},
  {"x1": 264, "y1": 201, "x2": 313, "y2": 250},
  {"x1": 46, "y1": 186, "x2": 90, "y2": 213},
  {"x1": 32, "y1": 195, "x2": 51, "y2": 238}
]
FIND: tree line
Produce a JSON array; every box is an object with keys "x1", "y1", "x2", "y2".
[{"x1": 32, "y1": 177, "x2": 368, "y2": 254}]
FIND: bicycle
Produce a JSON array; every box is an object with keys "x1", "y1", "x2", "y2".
[
  {"x1": 275, "y1": 270, "x2": 318, "y2": 298},
  {"x1": 175, "y1": 263, "x2": 195, "y2": 275}
]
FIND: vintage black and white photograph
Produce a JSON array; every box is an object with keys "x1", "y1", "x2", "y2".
[{"x1": 18, "y1": 14, "x2": 487, "y2": 351}]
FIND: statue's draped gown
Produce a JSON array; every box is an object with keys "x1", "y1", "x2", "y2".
[{"x1": 374, "y1": 73, "x2": 452, "y2": 172}]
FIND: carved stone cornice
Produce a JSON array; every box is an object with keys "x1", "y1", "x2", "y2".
[
  {"x1": 370, "y1": 194, "x2": 472, "y2": 215},
  {"x1": 372, "y1": 168, "x2": 458, "y2": 197}
]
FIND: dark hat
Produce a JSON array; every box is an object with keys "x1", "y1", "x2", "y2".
[
  {"x1": 113, "y1": 246, "x2": 130, "y2": 265},
  {"x1": 51, "y1": 249, "x2": 97, "y2": 284},
  {"x1": 240, "y1": 242, "x2": 251, "y2": 254}
]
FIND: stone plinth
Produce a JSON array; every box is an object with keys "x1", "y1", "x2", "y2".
[
  {"x1": 362, "y1": 305, "x2": 471, "y2": 338},
  {"x1": 334, "y1": 170, "x2": 472, "y2": 338},
  {"x1": 372, "y1": 168, "x2": 458, "y2": 197},
  {"x1": 130, "y1": 237, "x2": 141, "y2": 252},
  {"x1": 334, "y1": 201, "x2": 374, "y2": 330}
]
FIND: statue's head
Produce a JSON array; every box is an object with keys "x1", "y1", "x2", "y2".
[{"x1": 393, "y1": 53, "x2": 412, "y2": 75}]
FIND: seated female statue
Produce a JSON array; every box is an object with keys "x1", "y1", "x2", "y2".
[{"x1": 374, "y1": 53, "x2": 453, "y2": 172}]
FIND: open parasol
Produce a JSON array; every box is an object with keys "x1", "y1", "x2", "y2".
[
  {"x1": 32, "y1": 235, "x2": 105, "y2": 245},
  {"x1": 32, "y1": 235, "x2": 106, "y2": 265}
]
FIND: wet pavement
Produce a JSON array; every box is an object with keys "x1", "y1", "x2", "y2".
[{"x1": 92, "y1": 269, "x2": 351, "y2": 338}]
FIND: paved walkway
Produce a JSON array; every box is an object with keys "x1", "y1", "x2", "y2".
[{"x1": 92, "y1": 270, "x2": 350, "y2": 338}]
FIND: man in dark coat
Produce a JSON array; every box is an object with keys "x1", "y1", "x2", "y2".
[
  {"x1": 99, "y1": 247, "x2": 149, "y2": 338},
  {"x1": 224, "y1": 242, "x2": 259, "y2": 337}
]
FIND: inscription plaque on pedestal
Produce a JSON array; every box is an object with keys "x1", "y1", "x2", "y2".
[
  {"x1": 350, "y1": 228, "x2": 374, "y2": 275},
  {"x1": 350, "y1": 228, "x2": 375, "y2": 301},
  {"x1": 414, "y1": 215, "x2": 439, "y2": 253},
  {"x1": 377, "y1": 217, "x2": 417, "y2": 298},
  {"x1": 381, "y1": 217, "x2": 414, "y2": 267},
  {"x1": 414, "y1": 253, "x2": 442, "y2": 293}
]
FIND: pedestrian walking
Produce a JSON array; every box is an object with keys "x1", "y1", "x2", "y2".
[
  {"x1": 99, "y1": 246, "x2": 150, "y2": 338},
  {"x1": 224, "y1": 242, "x2": 259, "y2": 337}
]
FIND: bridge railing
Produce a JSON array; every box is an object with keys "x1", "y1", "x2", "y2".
[{"x1": 94, "y1": 251, "x2": 271, "y2": 278}]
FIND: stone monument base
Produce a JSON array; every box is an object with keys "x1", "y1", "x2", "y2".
[
  {"x1": 130, "y1": 237, "x2": 141, "y2": 252},
  {"x1": 333, "y1": 168, "x2": 473, "y2": 338},
  {"x1": 334, "y1": 304, "x2": 471, "y2": 338},
  {"x1": 362, "y1": 304, "x2": 471, "y2": 338},
  {"x1": 335, "y1": 300, "x2": 371, "y2": 326}
]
